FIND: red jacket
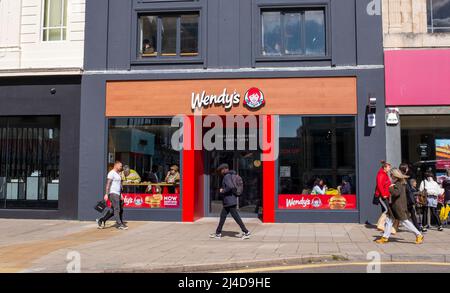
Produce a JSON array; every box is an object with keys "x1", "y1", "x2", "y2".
[{"x1": 375, "y1": 168, "x2": 391, "y2": 199}]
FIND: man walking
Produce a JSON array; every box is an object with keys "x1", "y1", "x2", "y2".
[
  {"x1": 96, "y1": 161, "x2": 128, "y2": 230},
  {"x1": 210, "y1": 164, "x2": 250, "y2": 240}
]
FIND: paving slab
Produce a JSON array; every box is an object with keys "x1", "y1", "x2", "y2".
[{"x1": 0, "y1": 219, "x2": 450, "y2": 272}]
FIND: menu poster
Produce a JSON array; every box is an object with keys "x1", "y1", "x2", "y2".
[
  {"x1": 108, "y1": 193, "x2": 180, "y2": 209},
  {"x1": 278, "y1": 194, "x2": 357, "y2": 210},
  {"x1": 435, "y1": 139, "x2": 450, "y2": 170}
]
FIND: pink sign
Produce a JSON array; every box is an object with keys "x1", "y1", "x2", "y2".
[{"x1": 385, "y1": 49, "x2": 450, "y2": 106}]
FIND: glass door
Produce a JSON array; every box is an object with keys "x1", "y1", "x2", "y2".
[{"x1": 207, "y1": 150, "x2": 263, "y2": 218}]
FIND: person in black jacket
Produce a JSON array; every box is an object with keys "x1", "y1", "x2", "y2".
[
  {"x1": 210, "y1": 163, "x2": 251, "y2": 240},
  {"x1": 399, "y1": 163, "x2": 420, "y2": 230}
]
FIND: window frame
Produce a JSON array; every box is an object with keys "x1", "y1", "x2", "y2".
[
  {"x1": 0, "y1": 115, "x2": 61, "y2": 210},
  {"x1": 105, "y1": 116, "x2": 184, "y2": 211},
  {"x1": 254, "y1": 2, "x2": 331, "y2": 63},
  {"x1": 41, "y1": 0, "x2": 68, "y2": 43},
  {"x1": 427, "y1": 0, "x2": 450, "y2": 33},
  {"x1": 132, "y1": 8, "x2": 204, "y2": 65},
  {"x1": 275, "y1": 114, "x2": 358, "y2": 211}
]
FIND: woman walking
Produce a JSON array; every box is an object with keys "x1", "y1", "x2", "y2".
[
  {"x1": 399, "y1": 163, "x2": 420, "y2": 230},
  {"x1": 420, "y1": 171, "x2": 444, "y2": 231},
  {"x1": 376, "y1": 168, "x2": 424, "y2": 244},
  {"x1": 374, "y1": 161, "x2": 393, "y2": 231}
]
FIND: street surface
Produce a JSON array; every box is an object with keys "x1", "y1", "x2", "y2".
[{"x1": 2, "y1": 218, "x2": 450, "y2": 273}]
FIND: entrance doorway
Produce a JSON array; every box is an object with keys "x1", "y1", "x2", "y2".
[
  {"x1": 206, "y1": 150, "x2": 262, "y2": 218},
  {"x1": 204, "y1": 117, "x2": 263, "y2": 218}
]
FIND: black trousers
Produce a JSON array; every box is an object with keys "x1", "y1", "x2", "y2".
[
  {"x1": 216, "y1": 205, "x2": 248, "y2": 234},
  {"x1": 422, "y1": 206, "x2": 441, "y2": 227},
  {"x1": 100, "y1": 193, "x2": 124, "y2": 225},
  {"x1": 407, "y1": 204, "x2": 420, "y2": 230}
]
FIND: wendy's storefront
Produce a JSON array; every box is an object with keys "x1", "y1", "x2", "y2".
[{"x1": 76, "y1": 75, "x2": 385, "y2": 224}]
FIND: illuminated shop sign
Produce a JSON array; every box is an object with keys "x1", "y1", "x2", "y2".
[{"x1": 191, "y1": 88, "x2": 265, "y2": 111}]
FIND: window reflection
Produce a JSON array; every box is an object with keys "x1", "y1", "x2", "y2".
[
  {"x1": 108, "y1": 118, "x2": 181, "y2": 209},
  {"x1": 427, "y1": 0, "x2": 450, "y2": 33},
  {"x1": 305, "y1": 10, "x2": 326, "y2": 55},
  {"x1": 140, "y1": 16, "x2": 158, "y2": 56},
  {"x1": 284, "y1": 13, "x2": 303, "y2": 55},
  {"x1": 262, "y1": 12, "x2": 282, "y2": 56},
  {"x1": 261, "y1": 9, "x2": 326, "y2": 57},
  {"x1": 401, "y1": 115, "x2": 450, "y2": 179},
  {"x1": 181, "y1": 14, "x2": 199, "y2": 55},
  {"x1": 0, "y1": 116, "x2": 60, "y2": 209},
  {"x1": 278, "y1": 116, "x2": 356, "y2": 197},
  {"x1": 139, "y1": 13, "x2": 199, "y2": 58},
  {"x1": 161, "y1": 16, "x2": 177, "y2": 56}
]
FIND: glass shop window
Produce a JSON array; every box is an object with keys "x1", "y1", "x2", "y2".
[
  {"x1": 0, "y1": 116, "x2": 60, "y2": 209},
  {"x1": 277, "y1": 116, "x2": 357, "y2": 211},
  {"x1": 401, "y1": 115, "x2": 450, "y2": 184},
  {"x1": 108, "y1": 118, "x2": 181, "y2": 209}
]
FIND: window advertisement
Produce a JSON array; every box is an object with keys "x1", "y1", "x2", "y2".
[
  {"x1": 436, "y1": 139, "x2": 450, "y2": 170},
  {"x1": 277, "y1": 116, "x2": 357, "y2": 210},
  {"x1": 108, "y1": 118, "x2": 181, "y2": 209}
]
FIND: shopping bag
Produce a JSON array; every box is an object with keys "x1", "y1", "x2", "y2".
[
  {"x1": 440, "y1": 204, "x2": 450, "y2": 222},
  {"x1": 376, "y1": 213, "x2": 397, "y2": 234},
  {"x1": 94, "y1": 200, "x2": 107, "y2": 213},
  {"x1": 376, "y1": 213, "x2": 386, "y2": 231}
]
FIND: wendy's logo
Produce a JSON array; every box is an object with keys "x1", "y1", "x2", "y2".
[{"x1": 244, "y1": 88, "x2": 265, "y2": 109}]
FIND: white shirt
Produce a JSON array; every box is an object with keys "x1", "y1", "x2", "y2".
[
  {"x1": 420, "y1": 178, "x2": 444, "y2": 196},
  {"x1": 107, "y1": 170, "x2": 122, "y2": 195},
  {"x1": 312, "y1": 185, "x2": 327, "y2": 195}
]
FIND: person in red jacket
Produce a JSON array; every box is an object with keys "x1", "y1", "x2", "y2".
[
  {"x1": 374, "y1": 160, "x2": 393, "y2": 231},
  {"x1": 375, "y1": 160, "x2": 392, "y2": 200}
]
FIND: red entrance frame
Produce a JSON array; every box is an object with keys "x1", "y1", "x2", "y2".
[{"x1": 181, "y1": 115, "x2": 275, "y2": 223}]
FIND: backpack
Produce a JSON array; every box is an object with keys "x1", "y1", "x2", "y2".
[{"x1": 231, "y1": 174, "x2": 244, "y2": 197}]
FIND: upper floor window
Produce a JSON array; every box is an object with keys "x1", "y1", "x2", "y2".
[
  {"x1": 427, "y1": 0, "x2": 450, "y2": 33},
  {"x1": 139, "y1": 13, "x2": 199, "y2": 58},
  {"x1": 261, "y1": 9, "x2": 326, "y2": 57},
  {"x1": 42, "y1": 0, "x2": 68, "y2": 41}
]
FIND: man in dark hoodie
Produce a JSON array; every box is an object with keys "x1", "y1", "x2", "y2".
[{"x1": 210, "y1": 163, "x2": 251, "y2": 240}]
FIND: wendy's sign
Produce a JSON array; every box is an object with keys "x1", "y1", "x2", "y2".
[{"x1": 191, "y1": 88, "x2": 265, "y2": 111}]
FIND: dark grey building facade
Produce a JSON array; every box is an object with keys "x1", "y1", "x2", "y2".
[
  {"x1": 0, "y1": 76, "x2": 81, "y2": 219},
  {"x1": 78, "y1": 0, "x2": 386, "y2": 224}
]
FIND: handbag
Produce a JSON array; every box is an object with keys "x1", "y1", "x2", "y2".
[
  {"x1": 416, "y1": 182, "x2": 428, "y2": 207},
  {"x1": 372, "y1": 194, "x2": 380, "y2": 205},
  {"x1": 94, "y1": 200, "x2": 107, "y2": 213}
]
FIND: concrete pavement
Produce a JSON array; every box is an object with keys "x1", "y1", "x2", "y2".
[{"x1": 1, "y1": 218, "x2": 450, "y2": 273}]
